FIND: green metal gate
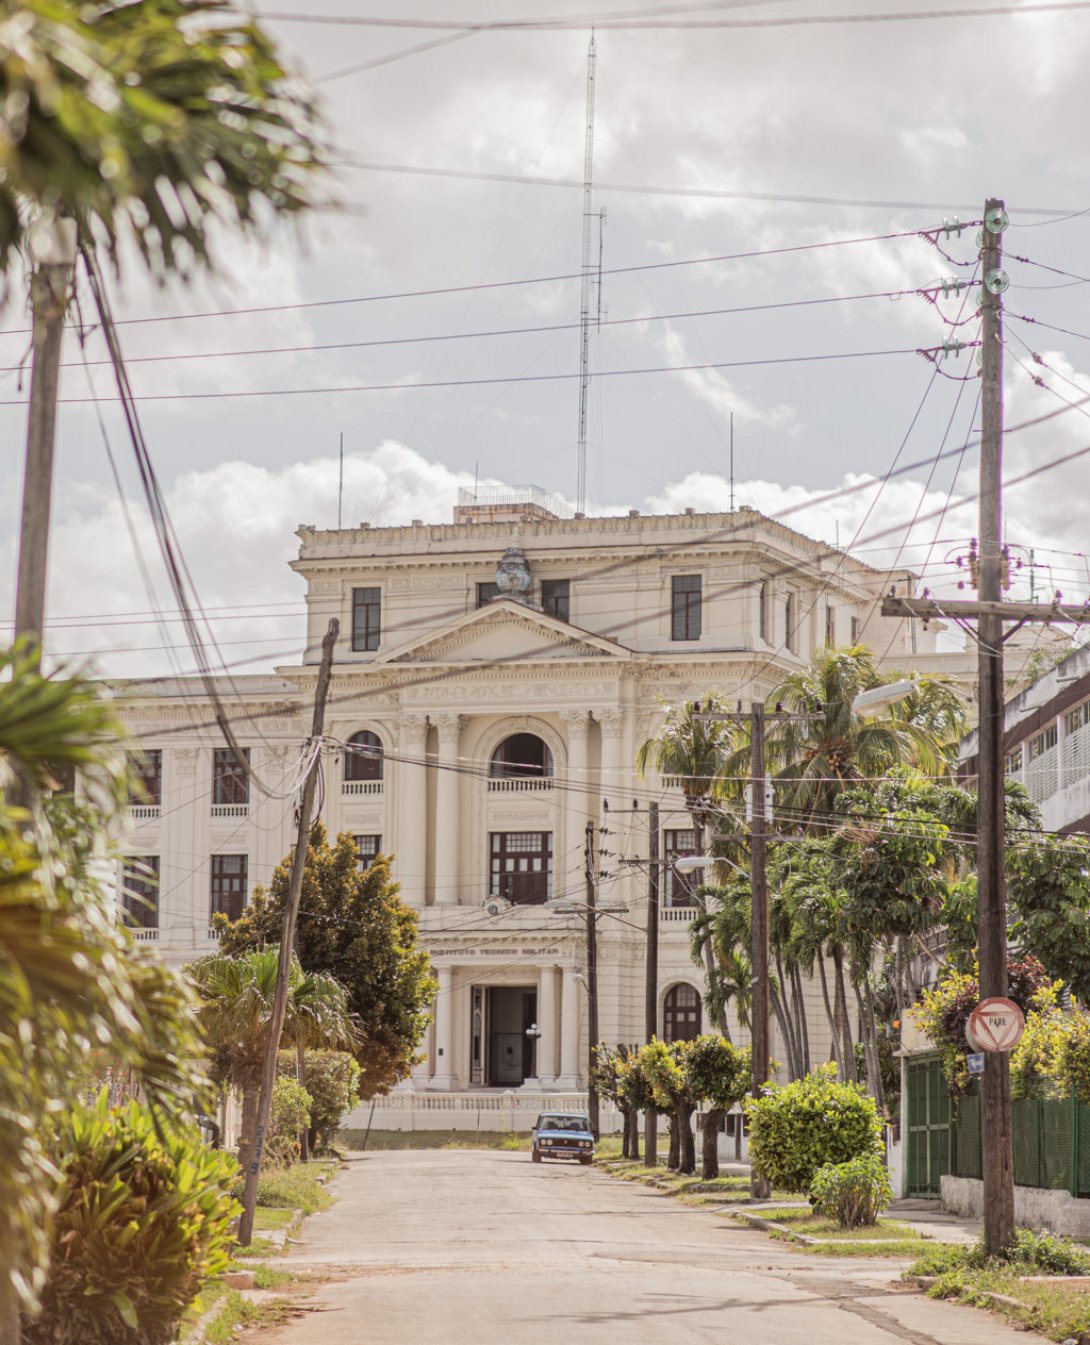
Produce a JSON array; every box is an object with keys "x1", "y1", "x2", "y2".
[{"x1": 906, "y1": 1055, "x2": 951, "y2": 1198}]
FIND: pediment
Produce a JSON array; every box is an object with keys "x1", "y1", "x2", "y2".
[{"x1": 376, "y1": 599, "x2": 631, "y2": 665}]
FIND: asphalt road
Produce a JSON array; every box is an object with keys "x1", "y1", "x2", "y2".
[{"x1": 261, "y1": 1150, "x2": 1042, "y2": 1345}]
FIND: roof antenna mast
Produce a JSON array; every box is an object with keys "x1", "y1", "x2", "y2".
[{"x1": 576, "y1": 32, "x2": 598, "y2": 517}]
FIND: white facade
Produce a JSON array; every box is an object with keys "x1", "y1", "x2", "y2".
[{"x1": 115, "y1": 499, "x2": 976, "y2": 1091}]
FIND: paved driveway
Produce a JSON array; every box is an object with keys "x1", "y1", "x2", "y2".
[{"x1": 260, "y1": 1150, "x2": 1041, "y2": 1345}]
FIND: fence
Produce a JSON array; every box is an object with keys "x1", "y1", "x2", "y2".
[{"x1": 951, "y1": 1085, "x2": 1090, "y2": 1197}]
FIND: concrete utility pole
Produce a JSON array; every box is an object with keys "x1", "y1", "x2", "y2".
[
  {"x1": 14, "y1": 218, "x2": 78, "y2": 668},
  {"x1": 237, "y1": 618, "x2": 339, "y2": 1247},
  {"x1": 644, "y1": 801, "x2": 660, "y2": 1168},
  {"x1": 748, "y1": 703, "x2": 771, "y2": 1201},
  {"x1": 585, "y1": 820, "x2": 600, "y2": 1140}
]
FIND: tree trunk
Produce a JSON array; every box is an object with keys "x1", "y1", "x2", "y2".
[
  {"x1": 691, "y1": 818, "x2": 728, "y2": 1037},
  {"x1": 852, "y1": 972, "x2": 882, "y2": 1109},
  {"x1": 770, "y1": 984, "x2": 797, "y2": 1079},
  {"x1": 773, "y1": 951, "x2": 800, "y2": 1076},
  {"x1": 237, "y1": 1083, "x2": 259, "y2": 1173},
  {"x1": 832, "y1": 945, "x2": 856, "y2": 1081},
  {"x1": 644, "y1": 1108, "x2": 658, "y2": 1169},
  {"x1": 620, "y1": 1105, "x2": 630, "y2": 1159},
  {"x1": 678, "y1": 1106, "x2": 696, "y2": 1176},
  {"x1": 296, "y1": 1042, "x2": 310, "y2": 1163},
  {"x1": 627, "y1": 1107, "x2": 641, "y2": 1161},
  {"x1": 734, "y1": 1111, "x2": 742, "y2": 1161},
  {"x1": 667, "y1": 1113, "x2": 680, "y2": 1170},
  {"x1": 702, "y1": 1108, "x2": 723, "y2": 1180},
  {"x1": 792, "y1": 964, "x2": 811, "y2": 1072},
  {"x1": 862, "y1": 975, "x2": 887, "y2": 1115},
  {"x1": 816, "y1": 954, "x2": 843, "y2": 1078}
]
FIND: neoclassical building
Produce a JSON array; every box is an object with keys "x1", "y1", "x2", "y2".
[{"x1": 115, "y1": 489, "x2": 986, "y2": 1093}]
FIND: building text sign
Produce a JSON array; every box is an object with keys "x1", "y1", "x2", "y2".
[{"x1": 966, "y1": 998, "x2": 1025, "y2": 1053}]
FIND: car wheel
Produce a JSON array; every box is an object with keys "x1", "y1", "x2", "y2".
[{"x1": 532, "y1": 1148, "x2": 542, "y2": 1163}]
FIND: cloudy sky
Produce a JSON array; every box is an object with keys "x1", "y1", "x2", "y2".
[{"x1": 3, "y1": 0, "x2": 1090, "y2": 676}]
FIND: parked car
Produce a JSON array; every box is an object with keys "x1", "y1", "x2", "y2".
[{"x1": 531, "y1": 1111, "x2": 595, "y2": 1165}]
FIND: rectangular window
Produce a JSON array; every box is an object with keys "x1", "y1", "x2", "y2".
[
  {"x1": 825, "y1": 605, "x2": 836, "y2": 648},
  {"x1": 477, "y1": 581, "x2": 501, "y2": 608},
  {"x1": 351, "y1": 587, "x2": 381, "y2": 652},
  {"x1": 541, "y1": 579, "x2": 571, "y2": 623},
  {"x1": 212, "y1": 747, "x2": 249, "y2": 806},
  {"x1": 1066, "y1": 702, "x2": 1090, "y2": 734},
  {"x1": 354, "y1": 834, "x2": 382, "y2": 871},
  {"x1": 490, "y1": 832, "x2": 552, "y2": 905},
  {"x1": 210, "y1": 854, "x2": 248, "y2": 922},
  {"x1": 664, "y1": 828, "x2": 697, "y2": 906},
  {"x1": 785, "y1": 593, "x2": 797, "y2": 653},
  {"x1": 1005, "y1": 748, "x2": 1023, "y2": 777},
  {"x1": 122, "y1": 855, "x2": 160, "y2": 930},
  {"x1": 1029, "y1": 724, "x2": 1058, "y2": 760},
  {"x1": 758, "y1": 580, "x2": 769, "y2": 643},
  {"x1": 850, "y1": 616, "x2": 861, "y2": 645},
  {"x1": 130, "y1": 749, "x2": 162, "y2": 806},
  {"x1": 671, "y1": 575, "x2": 702, "y2": 641}
]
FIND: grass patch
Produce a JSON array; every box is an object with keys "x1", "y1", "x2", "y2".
[
  {"x1": 340, "y1": 1128, "x2": 535, "y2": 1151},
  {"x1": 253, "y1": 1266, "x2": 295, "y2": 1291},
  {"x1": 204, "y1": 1289, "x2": 296, "y2": 1344},
  {"x1": 807, "y1": 1238, "x2": 930, "y2": 1259},
  {"x1": 759, "y1": 1209, "x2": 922, "y2": 1241},
  {"x1": 601, "y1": 1158, "x2": 793, "y2": 1202},
  {"x1": 253, "y1": 1206, "x2": 294, "y2": 1231},
  {"x1": 257, "y1": 1160, "x2": 337, "y2": 1215}
]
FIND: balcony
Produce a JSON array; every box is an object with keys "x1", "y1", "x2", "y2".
[
  {"x1": 211, "y1": 803, "x2": 249, "y2": 819},
  {"x1": 130, "y1": 927, "x2": 160, "y2": 943},
  {"x1": 660, "y1": 905, "x2": 695, "y2": 926},
  {"x1": 129, "y1": 804, "x2": 160, "y2": 822},
  {"x1": 487, "y1": 778, "x2": 554, "y2": 793},
  {"x1": 343, "y1": 780, "x2": 383, "y2": 797}
]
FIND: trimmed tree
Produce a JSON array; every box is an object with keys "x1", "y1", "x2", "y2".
[
  {"x1": 641, "y1": 1039, "x2": 697, "y2": 1175},
  {"x1": 216, "y1": 826, "x2": 437, "y2": 1098},
  {"x1": 684, "y1": 1035, "x2": 751, "y2": 1180}
]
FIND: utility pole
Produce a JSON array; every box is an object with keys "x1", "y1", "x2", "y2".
[
  {"x1": 585, "y1": 819, "x2": 600, "y2": 1141},
  {"x1": 237, "y1": 618, "x2": 339, "y2": 1246},
  {"x1": 14, "y1": 217, "x2": 78, "y2": 669},
  {"x1": 644, "y1": 801, "x2": 660, "y2": 1169},
  {"x1": 748, "y1": 703, "x2": 771, "y2": 1200}
]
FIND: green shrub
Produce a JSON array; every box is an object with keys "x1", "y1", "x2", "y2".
[
  {"x1": 907, "y1": 1227, "x2": 1090, "y2": 1278},
  {"x1": 267, "y1": 1076, "x2": 312, "y2": 1166},
  {"x1": 744, "y1": 1064, "x2": 883, "y2": 1193},
  {"x1": 278, "y1": 1049, "x2": 361, "y2": 1151},
  {"x1": 810, "y1": 1153, "x2": 891, "y2": 1228},
  {"x1": 23, "y1": 1095, "x2": 238, "y2": 1345}
]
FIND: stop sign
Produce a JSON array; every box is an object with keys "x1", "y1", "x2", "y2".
[{"x1": 966, "y1": 998, "x2": 1026, "y2": 1053}]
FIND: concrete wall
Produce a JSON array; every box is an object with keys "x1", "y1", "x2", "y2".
[{"x1": 941, "y1": 1175, "x2": 1090, "y2": 1238}]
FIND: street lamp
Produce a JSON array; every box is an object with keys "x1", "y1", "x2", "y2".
[{"x1": 850, "y1": 679, "x2": 922, "y2": 717}]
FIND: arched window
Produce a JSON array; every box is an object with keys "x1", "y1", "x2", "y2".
[
  {"x1": 345, "y1": 730, "x2": 383, "y2": 781},
  {"x1": 489, "y1": 732, "x2": 553, "y2": 780},
  {"x1": 663, "y1": 983, "x2": 702, "y2": 1043}
]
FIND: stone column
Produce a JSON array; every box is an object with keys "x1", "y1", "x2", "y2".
[
  {"x1": 432, "y1": 714, "x2": 464, "y2": 905},
  {"x1": 430, "y1": 965, "x2": 455, "y2": 1090},
  {"x1": 561, "y1": 710, "x2": 591, "y2": 905},
  {"x1": 597, "y1": 708, "x2": 626, "y2": 812},
  {"x1": 538, "y1": 965, "x2": 560, "y2": 1086},
  {"x1": 396, "y1": 714, "x2": 429, "y2": 906},
  {"x1": 556, "y1": 964, "x2": 581, "y2": 1089}
]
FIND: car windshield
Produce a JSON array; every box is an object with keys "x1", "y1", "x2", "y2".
[{"x1": 540, "y1": 1115, "x2": 590, "y2": 1132}]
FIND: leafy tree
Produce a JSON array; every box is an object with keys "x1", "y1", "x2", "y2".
[
  {"x1": 617, "y1": 1047, "x2": 659, "y2": 1169},
  {"x1": 683, "y1": 1035, "x2": 751, "y2": 1179},
  {"x1": 592, "y1": 1044, "x2": 642, "y2": 1160},
  {"x1": 267, "y1": 1076, "x2": 312, "y2": 1167},
  {"x1": 277, "y1": 1050, "x2": 361, "y2": 1154},
  {"x1": 0, "y1": 648, "x2": 209, "y2": 1336},
  {"x1": 1008, "y1": 834, "x2": 1090, "y2": 1001},
  {"x1": 0, "y1": 0, "x2": 325, "y2": 280},
  {"x1": 188, "y1": 947, "x2": 354, "y2": 1173},
  {"x1": 216, "y1": 827, "x2": 437, "y2": 1098},
  {"x1": 640, "y1": 1038, "x2": 697, "y2": 1175}
]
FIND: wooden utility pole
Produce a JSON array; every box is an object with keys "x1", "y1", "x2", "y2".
[
  {"x1": 237, "y1": 619, "x2": 339, "y2": 1246},
  {"x1": 585, "y1": 820, "x2": 600, "y2": 1141},
  {"x1": 14, "y1": 220, "x2": 78, "y2": 668},
  {"x1": 644, "y1": 801, "x2": 660, "y2": 1168},
  {"x1": 748, "y1": 702, "x2": 771, "y2": 1200}
]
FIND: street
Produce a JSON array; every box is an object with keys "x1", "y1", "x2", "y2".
[{"x1": 260, "y1": 1151, "x2": 1041, "y2": 1344}]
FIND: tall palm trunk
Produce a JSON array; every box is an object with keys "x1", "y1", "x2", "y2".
[
  {"x1": 832, "y1": 945, "x2": 856, "y2": 1081},
  {"x1": 770, "y1": 983, "x2": 799, "y2": 1079},
  {"x1": 702, "y1": 1108, "x2": 723, "y2": 1179},
  {"x1": 861, "y1": 976, "x2": 887, "y2": 1115},
  {"x1": 691, "y1": 816, "x2": 727, "y2": 1036},
  {"x1": 773, "y1": 952, "x2": 801, "y2": 1077},
  {"x1": 816, "y1": 955, "x2": 843, "y2": 1077},
  {"x1": 791, "y1": 964, "x2": 810, "y2": 1072}
]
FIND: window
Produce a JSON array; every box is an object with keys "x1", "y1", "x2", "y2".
[
  {"x1": 758, "y1": 580, "x2": 769, "y2": 643},
  {"x1": 45, "y1": 761, "x2": 75, "y2": 794},
  {"x1": 1005, "y1": 748, "x2": 1023, "y2": 777},
  {"x1": 542, "y1": 579, "x2": 571, "y2": 623},
  {"x1": 825, "y1": 605, "x2": 836, "y2": 648},
  {"x1": 1067, "y1": 702, "x2": 1090, "y2": 735},
  {"x1": 213, "y1": 747, "x2": 249, "y2": 805},
  {"x1": 477, "y1": 581, "x2": 500, "y2": 607},
  {"x1": 1029, "y1": 724, "x2": 1058, "y2": 760},
  {"x1": 122, "y1": 855, "x2": 159, "y2": 930},
  {"x1": 671, "y1": 574, "x2": 702, "y2": 641},
  {"x1": 354, "y1": 834, "x2": 382, "y2": 871},
  {"x1": 490, "y1": 832, "x2": 552, "y2": 904},
  {"x1": 351, "y1": 587, "x2": 381, "y2": 652},
  {"x1": 850, "y1": 616, "x2": 861, "y2": 645},
  {"x1": 210, "y1": 854, "x2": 248, "y2": 922},
  {"x1": 345, "y1": 730, "x2": 383, "y2": 781},
  {"x1": 785, "y1": 593, "x2": 796, "y2": 653},
  {"x1": 131, "y1": 749, "x2": 162, "y2": 806},
  {"x1": 490, "y1": 733, "x2": 553, "y2": 779},
  {"x1": 664, "y1": 828, "x2": 697, "y2": 906},
  {"x1": 663, "y1": 984, "x2": 702, "y2": 1044}
]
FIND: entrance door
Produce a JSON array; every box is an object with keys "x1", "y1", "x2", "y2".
[
  {"x1": 906, "y1": 1055, "x2": 951, "y2": 1197},
  {"x1": 485, "y1": 987, "x2": 537, "y2": 1086}
]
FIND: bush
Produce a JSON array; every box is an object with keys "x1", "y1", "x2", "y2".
[
  {"x1": 810, "y1": 1153, "x2": 891, "y2": 1228},
  {"x1": 267, "y1": 1076, "x2": 312, "y2": 1167},
  {"x1": 23, "y1": 1095, "x2": 238, "y2": 1345},
  {"x1": 744, "y1": 1064, "x2": 883, "y2": 1193},
  {"x1": 908, "y1": 1227, "x2": 1090, "y2": 1278},
  {"x1": 278, "y1": 1049, "x2": 361, "y2": 1151}
]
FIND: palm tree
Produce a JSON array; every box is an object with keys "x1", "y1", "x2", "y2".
[
  {"x1": 638, "y1": 695, "x2": 741, "y2": 1032},
  {"x1": 189, "y1": 948, "x2": 355, "y2": 1173},
  {"x1": 0, "y1": 644, "x2": 208, "y2": 1342}
]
